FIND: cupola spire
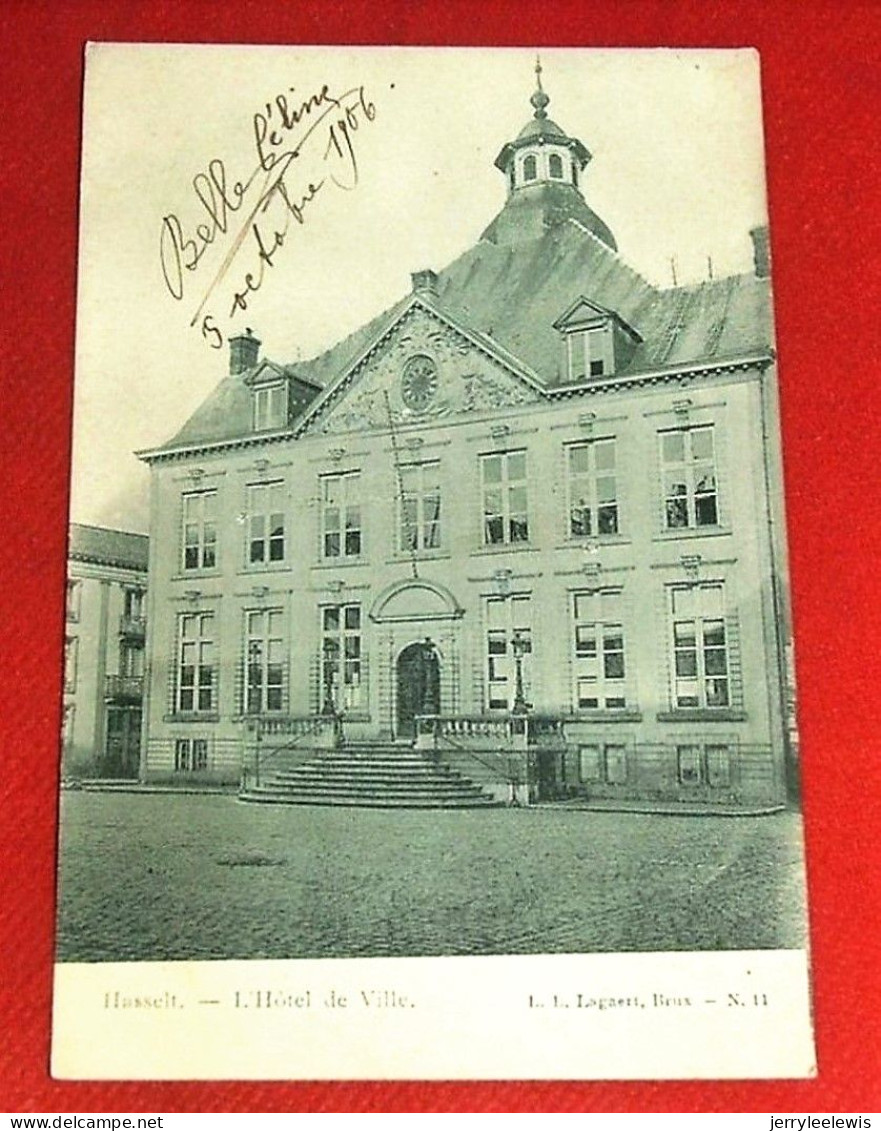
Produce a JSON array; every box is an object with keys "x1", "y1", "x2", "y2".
[
  {"x1": 486, "y1": 60, "x2": 618, "y2": 251},
  {"x1": 530, "y1": 55, "x2": 550, "y2": 119}
]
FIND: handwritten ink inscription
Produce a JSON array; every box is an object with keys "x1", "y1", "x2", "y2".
[{"x1": 159, "y1": 82, "x2": 377, "y2": 349}]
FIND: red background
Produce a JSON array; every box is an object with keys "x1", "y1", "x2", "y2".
[{"x1": 1, "y1": 0, "x2": 879, "y2": 1113}]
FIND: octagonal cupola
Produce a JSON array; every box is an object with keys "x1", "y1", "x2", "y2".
[{"x1": 494, "y1": 59, "x2": 592, "y2": 196}]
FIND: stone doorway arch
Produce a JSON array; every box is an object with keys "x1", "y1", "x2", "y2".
[
  {"x1": 369, "y1": 578, "x2": 464, "y2": 738},
  {"x1": 395, "y1": 640, "x2": 441, "y2": 738}
]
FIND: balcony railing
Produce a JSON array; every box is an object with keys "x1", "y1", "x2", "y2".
[
  {"x1": 119, "y1": 614, "x2": 146, "y2": 638},
  {"x1": 105, "y1": 674, "x2": 144, "y2": 701}
]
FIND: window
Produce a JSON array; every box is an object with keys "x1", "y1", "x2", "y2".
[
  {"x1": 176, "y1": 612, "x2": 215, "y2": 714},
  {"x1": 66, "y1": 580, "x2": 81, "y2": 621},
  {"x1": 182, "y1": 491, "x2": 217, "y2": 571},
  {"x1": 670, "y1": 584, "x2": 729, "y2": 709},
  {"x1": 399, "y1": 462, "x2": 441, "y2": 552},
  {"x1": 706, "y1": 744, "x2": 732, "y2": 787},
  {"x1": 123, "y1": 588, "x2": 145, "y2": 619},
  {"x1": 481, "y1": 451, "x2": 529, "y2": 545},
  {"x1": 523, "y1": 153, "x2": 537, "y2": 181},
  {"x1": 64, "y1": 637, "x2": 78, "y2": 692},
  {"x1": 322, "y1": 604, "x2": 363, "y2": 712},
  {"x1": 485, "y1": 595, "x2": 532, "y2": 710},
  {"x1": 677, "y1": 743, "x2": 731, "y2": 787},
  {"x1": 567, "y1": 439, "x2": 618, "y2": 537},
  {"x1": 661, "y1": 426, "x2": 718, "y2": 528},
  {"x1": 578, "y1": 743, "x2": 633, "y2": 786},
  {"x1": 321, "y1": 472, "x2": 362, "y2": 559},
  {"x1": 578, "y1": 744, "x2": 602, "y2": 782},
  {"x1": 175, "y1": 737, "x2": 209, "y2": 772},
  {"x1": 253, "y1": 383, "x2": 287, "y2": 431},
  {"x1": 245, "y1": 609, "x2": 285, "y2": 714},
  {"x1": 246, "y1": 482, "x2": 285, "y2": 565},
  {"x1": 605, "y1": 744, "x2": 628, "y2": 784},
  {"x1": 62, "y1": 704, "x2": 75, "y2": 748},
  {"x1": 567, "y1": 327, "x2": 607, "y2": 381},
  {"x1": 120, "y1": 643, "x2": 144, "y2": 678},
  {"x1": 548, "y1": 153, "x2": 564, "y2": 179},
  {"x1": 572, "y1": 590, "x2": 626, "y2": 709}
]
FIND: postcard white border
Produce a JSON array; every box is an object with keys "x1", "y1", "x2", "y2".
[{"x1": 52, "y1": 949, "x2": 815, "y2": 1080}]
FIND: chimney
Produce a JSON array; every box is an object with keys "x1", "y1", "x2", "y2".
[
  {"x1": 749, "y1": 226, "x2": 771, "y2": 278},
  {"x1": 229, "y1": 328, "x2": 261, "y2": 375},
  {"x1": 411, "y1": 269, "x2": 439, "y2": 299}
]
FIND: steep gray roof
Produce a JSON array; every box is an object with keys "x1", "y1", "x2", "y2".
[
  {"x1": 153, "y1": 183, "x2": 772, "y2": 455},
  {"x1": 69, "y1": 524, "x2": 149, "y2": 571}
]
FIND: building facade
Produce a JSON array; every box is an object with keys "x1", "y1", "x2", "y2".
[
  {"x1": 139, "y1": 73, "x2": 790, "y2": 810},
  {"x1": 63, "y1": 524, "x2": 149, "y2": 778}
]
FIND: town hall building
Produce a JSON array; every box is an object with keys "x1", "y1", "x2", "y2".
[{"x1": 138, "y1": 67, "x2": 790, "y2": 811}]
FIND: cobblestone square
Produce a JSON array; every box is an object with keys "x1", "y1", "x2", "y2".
[{"x1": 55, "y1": 793, "x2": 807, "y2": 962}]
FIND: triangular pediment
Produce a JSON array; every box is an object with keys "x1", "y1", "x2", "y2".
[
  {"x1": 243, "y1": 360, "x2": 287, "y2": 388},
  {"x1": 553, "y1": 296, "x2": 614, "y2": 330},
  {"x1": 553, "y1": 295, "x2": 642, "y2": 342},
  {"x1": 296, "y1": 297, "x2": 545, "y2": 438}
]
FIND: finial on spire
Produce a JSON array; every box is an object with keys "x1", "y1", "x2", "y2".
[{"x1": 530, "y1": 53, "x2": 550, "y2": 119}]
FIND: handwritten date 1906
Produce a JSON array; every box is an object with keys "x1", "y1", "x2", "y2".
[{"x1": 159, "y1": 81, "x2": 378, "y2": 348}]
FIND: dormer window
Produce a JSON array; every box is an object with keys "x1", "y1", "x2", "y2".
[
  {"x1": 253, "y1": 383, "x2": 287, "y2": 431},
  {"x1": 568, "y1": 328, "x2": 608, "y2": 381},
  {"x1": 523, "y1": 154, "x2": 537, "y2": 182},
  {"x1": 548, "y1": 153, "x2": 564, "y2": 179},
  {"x1": 554, "y1": 296, "x2": 643, "y2": 384}
]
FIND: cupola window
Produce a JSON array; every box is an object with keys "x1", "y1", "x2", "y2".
[
  {"x1": 549, "y1": 153, "x2": 564, "y2": 179},
  {"x1": 523, "y1": 154, "x2": 537, "y2": 182}
]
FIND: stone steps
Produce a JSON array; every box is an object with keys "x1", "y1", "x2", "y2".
[{"x1": 239, "y1": 744, "x2": 499, "y2": 809}]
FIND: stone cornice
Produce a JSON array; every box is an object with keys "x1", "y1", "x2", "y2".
[{"x1": 137, "y1": 350, "x2": 773, "y2": 465}]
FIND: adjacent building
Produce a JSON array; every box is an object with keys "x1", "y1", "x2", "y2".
[
  {"x1": 137, "y1": 70, "x2": 790, "y2": 810},
  {"x1": 62, "y1": 524, "x2": 148, "y2": 778}
]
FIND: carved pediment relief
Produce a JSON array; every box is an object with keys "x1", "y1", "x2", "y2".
[{"x1": 303, "y1": 305, "x2": 542, "y2": 437}]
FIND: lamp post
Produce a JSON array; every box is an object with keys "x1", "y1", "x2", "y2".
[
  {"x1": 321, "y1": 638, "x2": 337, "y2": 718},
  {"x1": 420, "y1": 637, "x2": 437, "y2": 715},
  {"x1": 511, "y1": 629, "x2": 528, "y2": 715},
  {"x1": 321, "y1": 637, "x2": 343, "y2": 748}
]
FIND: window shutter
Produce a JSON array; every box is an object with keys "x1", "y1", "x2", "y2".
[
  {"x1": 658, "y1": 584, "x2": 673, "y2": 711},
  {"x1": 167, "y1": 648, "x2": 177, "y2": 716},
  {"x1": 557, "y1": 444, "x2": 570, "y2": 542},
  {"x1": 726, "y1": 607, "x2": 744, "y2": 711},
  {"x1": 653, "y1": 432, "x2": 666, "y2": 533},
  {"x1": 281, "y1": 650, "x2": 290, "y2": 715},
  {"x1": 566, "y1": 590, "x2": 576, "y2": 714},
  {"x1": 448, "y1": 635, "x2": 461, "y2": 715},
  {"x1": 714, "y1": 417, "x2": 729, "y2": 529},
  {"x1": 234, "y1": 648, "x2": 245, "y2": 717},
  {"x1": 622, "y1": 583, "x2": 636, "y2": 710},
  {"x1": 309, "y1": 650, "x2": 321, "y2": 715},
  {"x1": 360, "y1": 652, "x2": 370, "y2": 714},
  {"x1": 472, "y1": 627, "x2": 486, "y2": 714}
]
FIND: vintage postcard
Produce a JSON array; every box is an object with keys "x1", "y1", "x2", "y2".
[{"x1": 53, "y1": 44, "x2": 814, "y2": 1079}]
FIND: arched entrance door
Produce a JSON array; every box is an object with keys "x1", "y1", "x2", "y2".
[{"x1": 396, "y1": 641, "x2": 440, "y2": 738}]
